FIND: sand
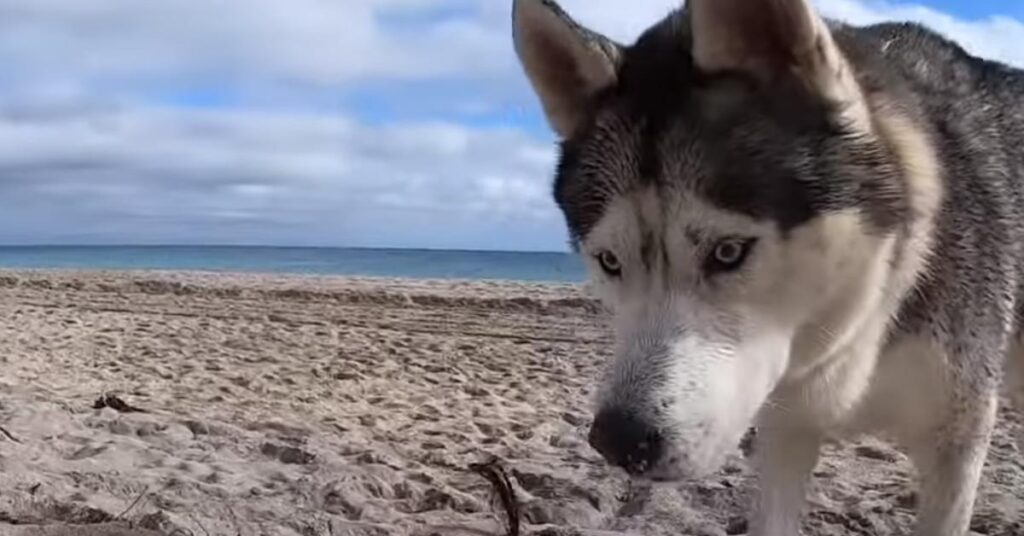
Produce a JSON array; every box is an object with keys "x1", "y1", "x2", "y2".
[{"x1": 0, "y1": 270, "x2": 1019, "y2": 536}]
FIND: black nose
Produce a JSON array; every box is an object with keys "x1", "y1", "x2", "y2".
[{"x1": 588, "y1": 408, "x2": 663, "y2": 475}]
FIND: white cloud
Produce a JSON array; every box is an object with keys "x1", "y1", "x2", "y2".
[
  {"x1": 815, "y1": 0, "x2": 1024, "y2": 66},
  {"x1": 0, "y1": 0, "x2": 513, "y2": 87},
  {"x1": 0, "y1": 0, "x2": 1018, "y2": 250},
  {"x1": 0, "y1": 96, "x2": 567, "y2": 248}
]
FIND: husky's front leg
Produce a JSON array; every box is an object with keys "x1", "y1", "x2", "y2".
[
  {"x1": 909, "y1": 390, "x2": 997, "y2": 536},
  {"x1": 749, "y1": 412, "x2": 822, "y2": 536}
]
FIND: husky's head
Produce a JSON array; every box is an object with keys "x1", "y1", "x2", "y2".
[{"x1": 513, "y1": 0, "x2": 933, "y2": 480}]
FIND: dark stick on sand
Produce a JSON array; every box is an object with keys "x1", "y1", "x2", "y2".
[
  {"x1": 117, "y1": 486, "x2": 150, "y2": 519},
  {"x1": 470, "y1": 457, "x2": 521, "y2": 536},
  {"x1": 0, "y1": 425, "x2": 19, "y2": 443},
  {"x1": 93, "y1": 394, "x2": 149, "y2": 413}
]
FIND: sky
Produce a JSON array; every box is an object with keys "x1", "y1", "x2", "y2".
[{"x1": 0, "y1": 0, "x2": 1021, "y2": 252}]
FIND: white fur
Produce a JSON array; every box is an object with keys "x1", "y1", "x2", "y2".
[{"x1": 583, "y1": 185, "x2": 901, "y2": 482}]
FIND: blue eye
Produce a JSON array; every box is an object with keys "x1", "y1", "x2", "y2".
[
  {"x1": 706, "y1": 238, "x2": 756, "y2": 274},
  {"x1": 596, "y1": 251, "x2": 622, "y2": 277}
]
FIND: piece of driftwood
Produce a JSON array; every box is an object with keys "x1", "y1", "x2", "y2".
[
  {"x1": 470, "y1": 457, "x2": 521, "y2": 536},
  {"x1": 93, "y1": 394, "x2": 148, "y2": 414}
]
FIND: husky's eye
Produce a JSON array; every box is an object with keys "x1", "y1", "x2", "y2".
[
  {"x1": 706, "y1": 238, "x2": 755, "y2": 274},
  {"x1": 596, "y1": 251, "x2": 622, "y2": 277}
]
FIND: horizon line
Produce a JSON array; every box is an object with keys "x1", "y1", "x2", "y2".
[{"x1": 0, "y1": 243, "x2": 575, "y2": 255}]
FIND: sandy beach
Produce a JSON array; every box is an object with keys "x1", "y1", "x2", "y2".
[{"x1": 0, "y1": 270, "x2": 1019, "y2": 536}]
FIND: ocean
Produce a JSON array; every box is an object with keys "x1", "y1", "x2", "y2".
[{"x1": 0, "y1": 246, "x2": 586, "y2": 283}]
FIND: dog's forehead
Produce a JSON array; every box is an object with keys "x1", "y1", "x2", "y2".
[
  {"x1": 554, "y1": 94, "x2": 906, "y2": 247},
  {"x1": 554, "y1": 100, "x2": 792, "y2": 245},
  {"x1": 584, "y1": 184, "x2": 769, "y2": 246}
]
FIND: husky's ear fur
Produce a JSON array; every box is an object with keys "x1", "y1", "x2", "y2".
[
  {"x1": 690, "y1": 0, "x2": 867, "y2": 125},
  {"x1": 513, "y1": 0, "x2": 622, "y2": 138}
]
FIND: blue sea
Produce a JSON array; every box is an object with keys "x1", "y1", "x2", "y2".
[{"x1": 0, "y1": 246, "x2": 586, "y2": 283}]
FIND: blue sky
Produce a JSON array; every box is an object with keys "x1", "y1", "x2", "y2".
[
  {"x1": 0, "y1": 1, "x2": 1021, "y2": 252},
  {"x1": 925, "y1": 0, "x2": 1023, "y2": 20}
]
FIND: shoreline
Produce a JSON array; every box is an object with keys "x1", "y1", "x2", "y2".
[
  {"x1": 0, "y1": 268, "x2": 593, "y2": 293},
  {"x1": 0, "y1": 268, "x2": 600, "y2": 317}
]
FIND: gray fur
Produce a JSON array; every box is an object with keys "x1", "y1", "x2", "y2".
[
  {"x1": 513, "y1": 0, "x2": 1024, "y2": 534},
  {"x1": 873, "y1": 21, "x2": 1024, "y2": 375}
]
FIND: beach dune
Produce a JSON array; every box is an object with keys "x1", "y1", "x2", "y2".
[{"x1": 0, "y1": 271, "x2": 1019, "y2": 535}]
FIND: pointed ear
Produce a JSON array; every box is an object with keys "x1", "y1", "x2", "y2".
[
  {"x1": 513, "y1": 0, "x2": 622, "y2": 138},
  {"x1": 690, "y1": 0, "x2": 867, "y2": 123}
]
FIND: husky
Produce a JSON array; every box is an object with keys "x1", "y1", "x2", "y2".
[{"x1": 511, "y1": 0, "x2": 1024, "y2": 534}]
